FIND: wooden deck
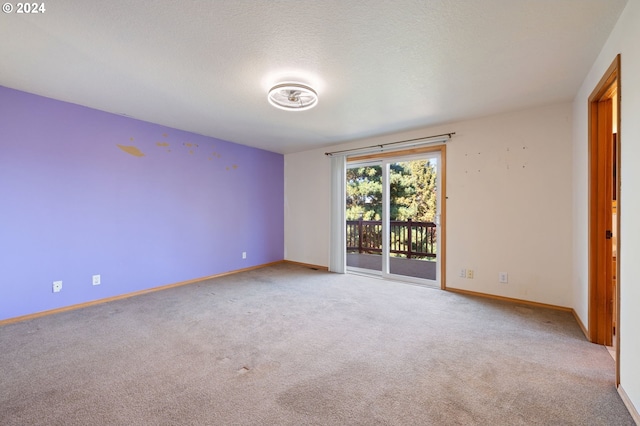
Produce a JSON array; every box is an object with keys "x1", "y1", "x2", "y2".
[
  {"x1": 346, "y1": 219, "x2": 437, "y2": 260},
  {"x1": 347, "y1": 253, "x2": 436, "y2": 281}
]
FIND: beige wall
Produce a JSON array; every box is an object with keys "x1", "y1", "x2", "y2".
[
  {"x1": 284, "y1": 147, "x2": 332, "y2": 267},
  {"x1": 444, "y1": 103, "x2": 573, "y2": 306},
  {"x1": 285, "y1": 102, "x2": 573, "y2": 307},
  {"x1": 572, "y1": 0, "x2": 640, "y2": 417}
]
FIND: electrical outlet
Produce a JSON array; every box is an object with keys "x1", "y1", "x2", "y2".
[
  {"x1": 499, "y1": 272, "x2": 508, "y2": 283},
  {"x1": 459, "y1": 268, "x2": 466, "y2": 278},
  {"x1": 466, "y1": 269, "x2": 474, "y2": 279},
  {"x1": 242, "y1": 251, "x2": 247, "y2": 259},
  {"x1": 92, "y1": 274, "x2": 101, "y2": 286},
  {"x1": 52, "y1": 280, "x2": 62, "y2": 293}
]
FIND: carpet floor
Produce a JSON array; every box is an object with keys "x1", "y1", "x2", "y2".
[{"x1": 0, "y1": 263, "x2": 634, "y2": 425}]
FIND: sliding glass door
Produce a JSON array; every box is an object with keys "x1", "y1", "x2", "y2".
[{"x1": 346, "y1": 153, "x2": 441, "y2": 286}]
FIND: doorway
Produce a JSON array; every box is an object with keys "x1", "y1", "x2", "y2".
[
  {"x1": 588, "y1": 54, "x2": 620, "y2": 384},
  {"x1": 345, "y1": 147, "x2": 445, "y2": 287}
]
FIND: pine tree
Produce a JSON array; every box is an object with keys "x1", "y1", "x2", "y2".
[
  {"x1": 346, "y1": 166, "x2": 382, "y2": 220},
  {"x1": 345, "y1": 160, "x2": 437, "y2": 223}
]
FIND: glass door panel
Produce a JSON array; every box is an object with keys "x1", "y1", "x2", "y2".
[
  {"x1": 346, "y1": 163, "x2": 383, "y2": 273},
  {"x1": 388, "y1": 157, "x2": 439, "y2": 282}
]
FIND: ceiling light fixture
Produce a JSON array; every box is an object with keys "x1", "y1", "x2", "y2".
[{"x1": 268, "y1": 83, "x2": 318, "y2": 111}]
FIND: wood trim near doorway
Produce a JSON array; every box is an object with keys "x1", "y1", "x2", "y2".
[
  {"x1": 347, "y1": 144, "x2": 447, "y2": 289},
  {"x1": 588, "y1": 54, "x2": 621, "y2": 385},
  {"x1": 589, "y1": 98, "x2": 613, "y2": 345}
]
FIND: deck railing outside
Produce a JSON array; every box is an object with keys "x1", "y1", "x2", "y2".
[{"x1": 346, "y1": 219, "x2": 436, "y2": 259}]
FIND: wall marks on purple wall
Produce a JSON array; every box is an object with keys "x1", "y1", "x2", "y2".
[{"x1": 0, "y1": 86, "x2": 284, "y2": 321}]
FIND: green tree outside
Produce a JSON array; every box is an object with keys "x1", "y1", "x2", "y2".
[{"x1": 346, "y1": 160, "x2": 437, "y2": 222}]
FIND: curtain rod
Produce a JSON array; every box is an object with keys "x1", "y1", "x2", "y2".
[{"x1": 324, "y1": 132, "x2": 455, "y2": 156}]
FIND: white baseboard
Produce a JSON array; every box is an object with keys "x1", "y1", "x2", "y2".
[{"x1": 618, "y1": 385, "x2": 640, "y2": 425}]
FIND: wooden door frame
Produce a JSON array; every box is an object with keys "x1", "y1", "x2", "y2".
[{"x1": 588, "y1": 54, "x2": 621, "y2": 384}]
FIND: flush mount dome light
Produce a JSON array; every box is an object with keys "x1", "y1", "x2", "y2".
[{"x1": 268, "y1": 83, "x2": 318, "y2": 111}]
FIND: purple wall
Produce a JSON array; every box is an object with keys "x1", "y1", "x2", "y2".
[{"x1": 0, "y1": 86, "x2": 284, "y2": 321}]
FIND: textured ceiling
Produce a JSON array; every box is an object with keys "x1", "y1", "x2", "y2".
[{"x1": 0, "y1": 0, "x2": 628, "y2": 154}]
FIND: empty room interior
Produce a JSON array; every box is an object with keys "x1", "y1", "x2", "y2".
[{"x1": 1, "y1": 1, "x2": 640, "y2": 424}]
